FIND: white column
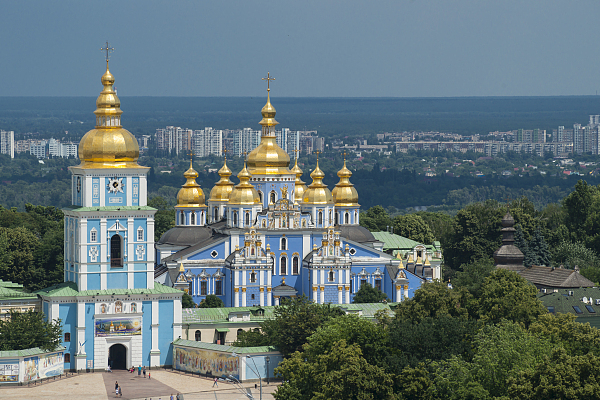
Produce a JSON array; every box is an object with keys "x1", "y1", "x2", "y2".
[
  {"x1": 173, "y1": 296, "x2": 182, "y2": 341},
  {"x1": 403, "y1": 284, "x2": 409, "y2": 300},
  {"x1": 75, "y1": 301, "x2": 87, "y2": 371},
  {"x1": 242, "y1": 288, "x2": 247, "y2": 307},
  {"x1": 274, "y1": 296, "x2": 280, "y2": 306},
  {"x1": 345, "y1": 286, "x2": 350, "y2": 304},
  {"x1": 259, "y1": 288, "x2": 264, "y2": 307},
  {"x1": 319, "y1": 286, "x2": 325, "y2": 304},
  {"x1": 146, "y1": 217, "x2": 155, "y2": 289},
  {"x1": 100, "y1": 218, "x2": 107, "y2": 290},
  {"x1": 127, "y1": 217, "x2": 134, "y2": 289},
  {"x1": 150, "y1": 298, "x2": 160, "y2": 367},
  {"x1": 396, "y1": 285, "x2": 402, "y2": 302},
  {"x1": 234, "y1": 288, "x2": 240, "y2": 307},
  {"x1": 126, "y1": 176, "x2": 133, "y2": 206},
  {"x1": 267, "y1": 289, "x2": 272, "y2": 306},
  {"x1": 338, "y1": 287, "x2": 342, "y2": 304}
]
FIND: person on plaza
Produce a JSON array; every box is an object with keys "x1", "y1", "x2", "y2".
[
  {"x1": 170, "y1": 395, "x2": 174, "y2": 400},
  {"x1": 119, "y1": 386, "x2": 123, "y2": 397},
  {"x1": 138, "y1": 364, "x2": 142, "y2": 376},
  {"x1": 115, "y1": 381, "x2": 118, "y2": 391},
  {"x1": 143, "y1": 366, "x2": 146, "y2": 378},
  {"x1": 213, "y1": 377, "x2": 218, "y2": 387},
  {"x1": 148, "y1": 372, "x2": 151, "y2": 379}
]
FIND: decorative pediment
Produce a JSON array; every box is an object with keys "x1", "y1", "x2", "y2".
[{"x1": 108, "y1": 220, "x2": 127, "y2": 231}]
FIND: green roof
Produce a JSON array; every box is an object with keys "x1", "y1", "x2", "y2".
[
  {"x1": 371, "y1": 232, "x2": 422, "y2": 251},
  {"x1": 63, "y1": 206, "x2": 156, "y2": 212},
  {"x1": 173, "y1": 338, "x2": 278, "y2": 354},
  {"x1": 538, "y1": 287, "x2": 600, "y2": 328},
  {"x1": 183, "y1": 303, "x2": 393, "y2": 324},
  {"x1": 36, "y1": 281, "x2": 182, "y2": 297},
  {"x1": 0, "y1": 346, "x2": 65, "y2": 358}
]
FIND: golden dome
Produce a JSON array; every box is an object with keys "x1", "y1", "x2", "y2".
[
  {"x1": 246, "y1": 89, "x2": 292, "y2": 175},
  {"x1": 78, "y1": 62, "x2": 142, "y2": 169},
  {"x1": 229, "y1": 162, "x2": 261, "y2": 205},
  {"x1": 332, "y1": 159, "x2": 359, "y2": 206},
  {"x1": 176, "y1": 160, "x2": 206, "y2": 207},
  {"x1": 303, "y1": 158, "x2": 333, "y2": 205},
  {"x1": 291, "y1": 158, "x2": 307, "y2": 204},
  {"x1": 209, "y1": 158, "x2": 235, "y2": 202}
]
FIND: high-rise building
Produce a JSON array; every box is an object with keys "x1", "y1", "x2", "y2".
[
  {"x1": 155, "y1": 126, "x2": 192, "y2": 154},
  {"x1": 29, "y1": 140, "x2": 47, "y2": 159},
  {"x1": 192, "y1": 127, "x2": 223, "y2": 157},
  {"x1": 233, "y1": 128, "x2": 261, "y2": 157},
  {"x1": 0, "y1": 130, "x2": 14, "y2": 158},
  {"x1": 574, "y1": 123, "x2": 584, "y2": 154}
]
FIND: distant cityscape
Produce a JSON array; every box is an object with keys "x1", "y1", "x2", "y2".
[{"x1": 2, "y1": 113, "x2": 600, "y2": 160}]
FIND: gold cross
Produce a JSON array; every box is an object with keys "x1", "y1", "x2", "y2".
[
  {"x1": 188, "y1": 150, "x2": 194, "y2": 165},
  {"x1": 262, "y1": 72, "x2": 275, "y2": 92},
  {"x1": 100, "y1": 41, "x2": 114, "y2": 63},
  {"x1": 294, "y1": 149, "x2": 299, "y2": 159},
  {"x1": 223, "y1": 146, "x2": 227, "y2": 160},
  {"x1": 342, "y1": 151, "x2": 347, "y2": 161}
]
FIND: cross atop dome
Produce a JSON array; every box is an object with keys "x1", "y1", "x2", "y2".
[
  {"x1": 100, "y1": 41, "x2": 114, "y2": 64},
  {"x1": 262, "y1": 72, "x2": 275, "y2": 92}
]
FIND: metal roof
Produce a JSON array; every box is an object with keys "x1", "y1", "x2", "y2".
[
  {"x1": 0, "y1": 346, "x2": 65, "y2": 358},
  {"x1": 36, "y1": 282, "x2": 182, "y2": 297},
  {"x1": 172, "y1": 338, "x2": 277, "y2": 354}
]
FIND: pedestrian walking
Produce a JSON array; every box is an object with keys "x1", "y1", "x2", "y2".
[
  {"x1": 138, "y1": 365, "x2": 142, "y2": 376},
  {"x1": 119, "y1": 386, "x2": 123, "y2": 397},
  {"x1": 213, "y1": 377, "x2": 218, "y2": 387},
  {"x1": 115, "y1": 381, "x2": 119, "y2": 391},
  {"x1": 170, "y1": 394, "x2": 174, "y2": 400},
  {"x1": 143, "y1": 366, "x2": 146, "y2": 378},
  {"x1": 148, "y1": 372, "x2": 151, "y2": 379}
]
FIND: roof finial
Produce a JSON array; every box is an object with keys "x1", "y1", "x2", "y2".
[
  {"x1": 188, "y1": 150, "x2": 194, "y2": 169},
  {"x1": 262, "y1": 72, "x2": 275, "y2": 92},
  {"x1": 100, "y1": 41, "x2": 114, "y2": 68},
  {"x1": 223, "y1": 146, "x2": 227, "y2": 162}
]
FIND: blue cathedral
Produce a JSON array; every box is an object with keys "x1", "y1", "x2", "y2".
[{"x1": 38, "y1": 56, "x2": 434, "y2": 371}]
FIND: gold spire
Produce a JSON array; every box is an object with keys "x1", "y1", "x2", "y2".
[
  {"x1": 303, "y1": 151, "x2": 333, "y2": 205},
  {"x1": 209, "y1": 151, "x2": 235, "y2": 202},
  {"x1": 78, "y1": 44, "x2": 142, "y2": 169},
  {"x1": 176, "y1": 156, "x2": 206, "y2": 207},
  {"x1": 247, "y1": 72, "x2": 292, "y2": 175},
  {"x1": 291, "y1": 151, "x2": 307, "y2": 204},
  {"x1": 332, "y1": 153, "x2": 359, "y2": 206},
  {"x1": 229, "y1": 161, "x2": 261, "y2": 205}
]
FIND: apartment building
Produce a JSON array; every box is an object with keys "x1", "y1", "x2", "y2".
[{"x1": 0, "y1": 130, "x2": 14, "y2": 158}]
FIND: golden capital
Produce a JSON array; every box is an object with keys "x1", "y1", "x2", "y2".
[{"x1": 242, "y1": 287, "x2": 247, "y2": 292}]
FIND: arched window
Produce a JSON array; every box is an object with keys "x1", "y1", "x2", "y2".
[
  {"x1": 318, "y1": 211, "x2": 323, "y2": 225},
  {"x1": 335, "y1": 213, "x2": 339, "y2": 225},
  {"x1": 191, "y1": 212, "x2": 196, "y2": 225},
  {"x1": 250, "y1": 271, "x2": 257, "y2": 283},
  {"x1": 245, "y1": 212, "x2": 250, "y2": 226},
  {"x1": 251, "y1": 294, "x2": 255, "y2": 300},
  {"x1": 213, "y1": 207, "x2": 218, "y2": 221},
  {"x1": 345, "y1": 212, "x2": 349, "y2": 224},
  {"x1": 293, "y1": 257, "x2": 299, "y2": 275},
  {"x1": 329, "y1": 270, "x2": 335, "y2": 282},
  {"x1": 258, "y1": 191, "x2": 263, "y2": 204},
  {"x1": 180, "y1": 212, "x2": 185, "y2": 225},
  {"x1": 270, "y1": 191, "x2": 276, "y2": 204},
  {"x1": 237, "y1": 328, "x2": 244, "y2": 336},
  {"x1": 329, "y1": 210, "x2": 332, "y2": 223},
  {"x1": 233, "y1": 212, "x2": 238, "y2": 226},
  {"x1": 110, "y1": 234, "x2": 123, "y2": 268},
  {"x1": 355, "y1": 211, "x2": 358, "y2": 223},
  {"x1": 195, "y1": 330, "x2": 201, "y2": 341},
  {"x1": 90, "y1": 228, "x2": 97, "y2": 243},
  {"x1": 137, "y1": 227, "x2": 144, "y2": 241},
  {"x1": 281, "y1": 238, "x2": 287, "y2": 250},
  {"x1": 201, "y1": 211, "x2": 204, "y2": 224},
  {"x1": 281, "y1": 257, "x2": 287, "y2": 275}
]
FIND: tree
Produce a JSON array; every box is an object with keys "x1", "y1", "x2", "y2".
[
  {"x1": 274, "y1": 340, "x2": 398, "y2": 400},
  {"x1": 388, "y1": 316, "x2": 481, "y2": 369},
  {"x1": 306, "y1": 315, "x2": 390, "y2": 369},
  {"x1": 528, "y1": 313, "x2": 600, "y2": 356},
  {"x1": 0, "y1": 310, "x2": 62, "y2": 352},
  {"x1": 395, "y1": 280, "x2": 476, "y2": 322},
  {"x1": 527, "y1": 227, "x2": 550, "y2": 267},
  {"x1": 507, "y1": 348, "x2": 600, "y2": 400},
  {"x1": 148, "y1": 196, "x2": 175, "y2": 242},
  {"x1": 249, "y1": 296, "x2": 344, "y2": 357},
  {"x1": 182, "y1": 291, "x2": 196, "y2": 308},
  {"x1": 197, "y1": 295, "x2": 224, "y2": 308},
  {"x1": 452, "y1": 258, "x2": 495, "y2": 297},
  {"x1": 352, "y1": 282, "x2": 389, "y2": 303},
  {"x1": 359, "y1": 205, "x2": 392, "y2": 232},
  {"x1": 392, "y1": 214, "x2": 435, "y2": 244},
  {"x1": 477, "y1": 269, "x2": 546, "y2": 327},
  {"x1": 0, "y1": 227, "x2": 45, "y2": 291}
]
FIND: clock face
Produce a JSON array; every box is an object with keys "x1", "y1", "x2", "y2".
[{"x1": 107, "y1": 177, "x2": 124, "y2": 194}]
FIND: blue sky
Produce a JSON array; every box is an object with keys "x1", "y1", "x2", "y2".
[{"x1": 1, "y1": 0, "x2": 599, "y2": 97}]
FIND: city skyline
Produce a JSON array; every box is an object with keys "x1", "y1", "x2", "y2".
[{"x1": 0, "y1": 1, "x2": 599, "y2": 97}]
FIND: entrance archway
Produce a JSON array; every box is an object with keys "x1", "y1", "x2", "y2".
[{"x1": 109, "y1": 344, "x2": 127, "y2": 370}]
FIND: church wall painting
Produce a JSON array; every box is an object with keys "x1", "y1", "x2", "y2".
[
  {"x1": 0, "y1": 361, "x2": 19, "y2": 382},
  {"x1": 174, "y1": 346, "x2": 239, "y2": 379},
  {"x1": 38, "y1": 352, "x2": 64, "y2": 378},
  {"x1": 95, "y1": 317, "x2": 142, "y2": 336},
  {"x1": 23, "y1": 357, "x2": 38, "y2": 382}
]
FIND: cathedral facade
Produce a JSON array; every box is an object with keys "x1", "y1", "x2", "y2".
[{"x1": 155, "y1": 85, "x2": 433, "y2": 307}]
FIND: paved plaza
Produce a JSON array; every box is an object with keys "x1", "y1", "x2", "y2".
[{"x1": 0, "y1": 370, "x2": 277, "y2": 400}]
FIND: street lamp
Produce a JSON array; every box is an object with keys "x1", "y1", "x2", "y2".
[
  {"x1": 232, "y1": 352, "x2": 262, "y2": 400},
  {"x1": 228, "y1": 374, "x2": 254, "y2": 400},
  {"x1": 265, "y1": 356, "x2": 270, "y2": 385}
]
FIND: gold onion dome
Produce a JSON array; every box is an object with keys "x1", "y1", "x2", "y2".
[
  {"x1": 332, "y1": 159, "x2": 359, "y2": 206},
  {"x1": 303, "y1": 158, "x2": 333, "y2": 205},
  {"x1": 291, "y1": 158, "x2": 307, "y2": 203},
  {"x1": 229, "y1": 162, "x2": 261, "y2": 205},
  {"x1": 209, "y1": 158, "x2": 235, "y2": 201},
  {"x1": 246, "y1": 89, "x2": 292, "y2": 175},
  {"x1": 176, "y1": 160, "x2": 206, "y2": 207},
  {"x1": 78, "y1": 62, "x2": 141, "y2": 168}
]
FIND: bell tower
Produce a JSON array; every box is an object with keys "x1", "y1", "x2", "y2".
[{"x1": 64, "y1": 46, "x2": 156, "y2": 291}]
